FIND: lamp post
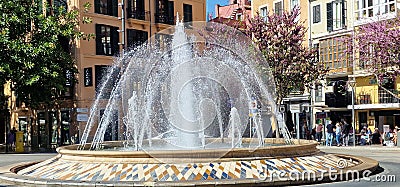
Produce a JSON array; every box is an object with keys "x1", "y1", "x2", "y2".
[{"x1": 349, "y1": 79, "x2": 356, "y2": 147}]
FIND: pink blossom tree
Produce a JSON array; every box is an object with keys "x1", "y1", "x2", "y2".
[
  {"x1": 343, "y1": 17, "x2": 400, "y2": 80},
  {"x1": 247, "y1": 7, "x2": 327, "y2": 104},
  {"x1": 341, "y1": 16, "x2": 400, "y2": 96}
]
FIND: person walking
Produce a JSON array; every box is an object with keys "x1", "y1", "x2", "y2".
[
  {"x1": 335, "y1": 123, "x2": 342, "y2": 146},
  {"x1": 315, "y1": 123, "x2": 323, "y2": 143},
  {"x1": 342, "y1": 121, "x2": 351, "y2": 146},
  {"x1": 325, "y1": 122, "x2": 334, "y2": 146}
]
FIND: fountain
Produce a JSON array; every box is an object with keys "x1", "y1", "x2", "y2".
[{"x1": 0, "y1": 18, "x2": 378, "y2": 186}]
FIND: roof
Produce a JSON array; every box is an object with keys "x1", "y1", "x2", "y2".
[{"x1": 209, "y1": 17, "x2": 247, "y2": 30}]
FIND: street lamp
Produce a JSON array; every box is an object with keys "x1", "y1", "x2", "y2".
[{"x1": 348, "y1": 79, "x2": 356, "y2": 147}]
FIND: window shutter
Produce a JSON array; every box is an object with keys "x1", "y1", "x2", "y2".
[
  {"x1": 95, "y1": 24, "x2": 103, "y2": 55},
  {"x1": 127, "y1": 0, "x2": 132, "y2": 17},
  {"x1": 316, "y1": 5, "x2": 320, "y2": 23},
  {"x1": 327, "y1": 2, "x2": 333, "y2": 32},
  {"x1": 94, "y1": 0, "x2": 100, "y2": 13},
  {"x1": 111, "y1": 27, "x2": 120, "y2": 55},
  {"x1": 168, "y1": 1, "x2": 174, "y2": 24},
  {"x1": 127, "y1": 29, "x2": 133, "y2": 47},
  {"x1": 112, "y1": 0, "x2": 118, "y2": 17},
  {"x1": 342, "y1": 0, "x2": 346, "y2": 28},
  {"x1": 138, "y1": 0, "x2": 145, "y2": 11},
  {"x1": 143, "y1": 31, "x2": 148, "y2": 44}
]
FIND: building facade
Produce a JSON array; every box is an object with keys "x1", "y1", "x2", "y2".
[
  {"x1": 250, "y1": 0, "x2": 400, "y2": 139},
  {"x1": 74, "y1": 0, "x2": 206, "y2": 143},
  {"x1": 310, "y1": 0, "x2": 400, "y2": 136},
  {"x1": 3, "y1": 0, "x2": 206, "y2": 149}
]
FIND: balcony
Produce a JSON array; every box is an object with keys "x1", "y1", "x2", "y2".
[
  {"x1": 350, "y1": 89, "x2": 400, "y2": 110},
  {"x1": 356, "y1": 90, "x2": 399, "y2": 105},
  {"x1": 378, "y1": 89, "x2": 399, "y2": 104},
  {"x1": 154, "y1": 13, "x2": 174, "y2": 25},
  {"x1": 127, "y1": 8, "x2": 150, "y2": 21}
]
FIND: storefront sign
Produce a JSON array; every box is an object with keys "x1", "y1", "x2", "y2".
[
  {"x1": 77, "y1": 114, "x2": 88, "y2": 122},
  {"x1": 77, "y1": 108, "x2": 89, "y2": 113}
]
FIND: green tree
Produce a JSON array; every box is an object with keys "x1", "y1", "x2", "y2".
[{"x1": 0, "y1": 0, "x2": 93, "y2": 108}]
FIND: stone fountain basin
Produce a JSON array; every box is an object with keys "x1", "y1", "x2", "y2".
[
  {"x1": 0, "y1": 138, "x2": 379, "y2": 186},
  {"x1": 57, "y1": 138, "x2": 319, "y2": 163}
]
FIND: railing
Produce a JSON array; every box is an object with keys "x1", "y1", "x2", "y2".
[
  {"x1": 357, "y1": 94, "x2": 371, "y2": 104},
  {"x1": 127, "y1": 8, "x2": 150, "y2": 21},
  {"x1": 154, "y1": 13, "x2": 174, "y2": 25},
  {"x1": 356, "y1": 89, "x2": 400, "y2": 105},
  {"x1": 378, "y1": 89, "x2": 399, "y2": 104}
]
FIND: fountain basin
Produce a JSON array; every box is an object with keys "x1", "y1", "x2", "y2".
[
  {"x1": 0, "y1": 138, "x2": 377, "y2": 186},
  {"x1": 57, "y1": 138, "x2": 318, "y2": 163}
]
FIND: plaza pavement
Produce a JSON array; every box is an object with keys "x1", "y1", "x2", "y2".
[
  {"x1": 0, "y1": 146, "x2": 398, "y2": 186},
  {"x1": 304, "y1": 145, "x2": 400, "y2": 187}
]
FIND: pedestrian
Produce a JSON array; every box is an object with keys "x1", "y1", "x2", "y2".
[
  {"x1": 325, "y1": 122, "x2": 334, "y2": 146},
  {"x1": 302, "y1": 123, "x2": 309, "y2": 139},
  {"x1": 342, "y1": 121, "x2": 351, "y2": 146},
  {"x1": 315, "y1": 123, "x2": 323, "y2": 143},
  {"x1": 371, "y1": 128, "x2": 381, "y2": 144},
  {"x1": 7, "y1": 130, "x2": 15, "y2": 151},
  {"x1": 335, "y1": 123, "x2": 342, "y2": 146}
]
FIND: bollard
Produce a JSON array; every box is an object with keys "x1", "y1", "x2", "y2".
[{"x1": 16, "y1": 131, "x2": 24, "y2": 152}]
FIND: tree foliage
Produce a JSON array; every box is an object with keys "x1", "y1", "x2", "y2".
[
  {"x1": 0, "y1": 0, "x2": 93, "y2": 108},
  {"x1": 341, "y1": 16, "x2": 400, "y2": 81},
  {"x1": 247, "y1": 7, "x2": 327, "y2": 104}
]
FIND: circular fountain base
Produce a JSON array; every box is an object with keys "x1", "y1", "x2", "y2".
[{"x1": 0, "y1": 139, "x2": 378, "y2": 186}]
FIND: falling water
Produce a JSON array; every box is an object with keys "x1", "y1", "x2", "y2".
[
  {"x1": 228, "y1": 107, "x2": 242, "y2": 148},
  {"x1": 78, "y1": 17, "x2": 293, "y2": 151}
]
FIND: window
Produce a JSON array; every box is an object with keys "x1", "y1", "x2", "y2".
[
  {"x1": 290, "y1": 0, "x2": 299, "y2": 9},
  {"x1": 274, "y1": 1, "x2": 283, "y2": 15},
  {"x1": 127, "y1": 29, "x2": 148, "y2": 48},
  {"x1": 100, "y1": 109, "x2": 119, "y2": 141},
  {"x1": 319, "y1": 37, "x2": 352, "y2": 71},
  {"x1": 313, "y1": 5, "x2": 321, "y2": 23},
  {"x1": 183, "y1": 4, "x2": 192, "y2": 22},
  {"x1": 127, "y1": 0, "x2": 146, "y2": 20},
  {"x1": 46, "y1": 0, "x2": 68, "y2": 15},
  {"x1": 84, "y1": 67, "x2": 93, "y2": 87},
  {"x1": 290, "y1": 0, "x2": 300, "y2": 21},
  {"x1": 236, "y1": 13, "x2": 242, "y2": 21},
  {"x1": 52, "y1": 0, "x2": 67, "y2": 14},
  {"x1": 155, "y1": 33, "x2": 173, "y2": 51},
  {"x1": 155, "y1": 0, "x2": 174, "y2": 24},
  {"x1": 313, "y1": 43, "x2": 320, "y2": 62},
  {"x1": 95, "y1": 65, "x2": 119, "y2": 99},
  {"x1": 355, "y1": 0, "x2": 396, "y2": 21},
  {"x1": 94, "y1": 0, "x2": 118, "y2": 17},
  {"x1": 260, "y1": 6, "x2": 268, "y2": 21},
  {"x1": 95, "y1": 24, "x2": 119, "y2": 56},
  {"x1": 327, "y1": 1, "x2": 346, "y2": 31},
  {"x1": 315, "y1": 84, "x2": 323, "y2": 102}
]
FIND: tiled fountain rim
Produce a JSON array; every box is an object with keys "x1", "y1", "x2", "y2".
[
  {"x1": 57, "y1": 138, "x2": 319, "y2": 160},
  {"x1": 0, "y1": 154, "x2": 379, "y2": 187}
]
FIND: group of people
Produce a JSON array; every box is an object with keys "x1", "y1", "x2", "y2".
[
  {"x1": 313, "y1": 121, "x2": 399, "y2": 146},
  {"x1": 323, "y1": 121, "x2": 352, "y2": 146}
]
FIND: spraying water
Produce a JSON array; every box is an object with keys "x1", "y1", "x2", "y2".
[{"x1": 78, "y1": 17, "x2": 292, "y2": 151}]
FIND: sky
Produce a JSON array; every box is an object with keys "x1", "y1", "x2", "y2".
[{"x1": 206, "y1": 0, "x2": 229, "y2": 21}]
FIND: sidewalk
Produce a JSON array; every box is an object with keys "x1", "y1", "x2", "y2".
[{"x1": 317, "y1": 144, "x2": 400, "y2": 151}]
